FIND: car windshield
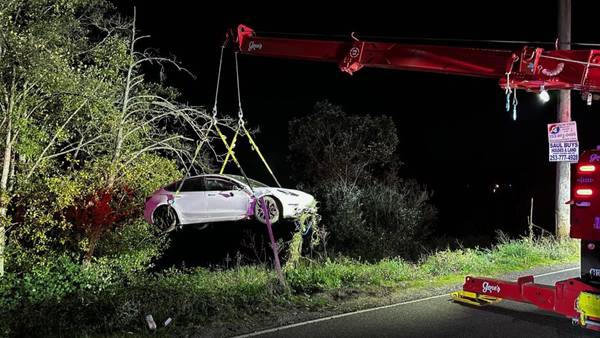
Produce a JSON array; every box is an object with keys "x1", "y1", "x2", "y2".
[{"x1": 224, "y1": 174, "x2": 268, "y2": 188}]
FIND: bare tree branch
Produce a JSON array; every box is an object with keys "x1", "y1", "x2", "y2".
[{"x1": 26, "y1": 99, "x2": 89, "y2": 178}]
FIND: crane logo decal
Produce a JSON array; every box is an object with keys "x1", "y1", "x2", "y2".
[
  {"x1": 248, "y1": 41, "x2": 263, "y2": 51},
  {"x1": 549, "y1": 125, "x2": 561, "y2": 134},
  {"x1": 590, "y1": 154, "x2": 600, "y2": 162},
  {"x1": 482, "y1": 281, "x2": 501, "y2": 293}
]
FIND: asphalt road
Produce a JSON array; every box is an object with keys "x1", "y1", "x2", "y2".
[{"x1": 237, "y1": 267, "x2": 600, "y2": 338}]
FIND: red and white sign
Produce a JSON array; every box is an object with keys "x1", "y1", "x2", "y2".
[
  {"x1": 548, "y1": 121, "x2": 578, "y2": 142},
  {"x1": 548, "y1": 121, "x2": 578, "y2": 162}
]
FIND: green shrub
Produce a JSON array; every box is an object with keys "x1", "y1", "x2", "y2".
[
  {"x1": 10, "y1": 153, "x2": 180, "y2": 261},
  {"x1": 288, "y1": 101, "x2": 437, "y2": 261},
  {"x1": 316, "y1": 177, "x2": 436, "y2": 261}
]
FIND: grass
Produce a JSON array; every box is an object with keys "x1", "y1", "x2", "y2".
[
  {"x1": 287, "y1": 236, "x2": 579, "y2": 294},
  {"x1": 0, "y1": 236, "x2": 579, "y2": 336}
]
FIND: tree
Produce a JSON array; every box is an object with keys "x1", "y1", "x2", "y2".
[
  {"x1": 0, "y1": 1, "x2": 235, "y2": 270},
  {"x1": 65, "y1": 10, "x2": 231, "y2": 261},
  {"x1": 0, "y1": 0, "x2": 114, "y2": 275},
  {"x1": 289, "y1": 101, "x2": 398, "y2": 189},
  {"x1": 288, "y1": 101, "x2": 436, "y2": 260}
]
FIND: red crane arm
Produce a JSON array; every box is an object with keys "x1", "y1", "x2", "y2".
[{"x1": 235, "y1": 24, "x2": 600, "y2": 96}]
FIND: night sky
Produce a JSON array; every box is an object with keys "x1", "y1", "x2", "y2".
[{"x1": 113, "y1": 1, "x2": 600, "y2": 238}]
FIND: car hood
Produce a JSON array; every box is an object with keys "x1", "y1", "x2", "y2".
[{"x1": 253, "y1": 187, "x2": 315, "y2": 205}]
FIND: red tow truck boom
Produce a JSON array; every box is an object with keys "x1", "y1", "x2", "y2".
[
  {"x1": 235, "y1": 24, "x2": 600, "y2": 99},
  {"x1": 229, "y1": 24, "x2": 600, "y2": 331}
]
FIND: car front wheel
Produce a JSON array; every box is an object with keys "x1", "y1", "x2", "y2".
[
  {"x1": 254, "y1": 196, "x2": 280, "y2": 224},
  {"x1": 153, "y1": 205, "x2": 179, "y2": 233}
]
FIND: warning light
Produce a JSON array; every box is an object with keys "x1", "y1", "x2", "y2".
[
  {"x1": 576, "y1": 188, "x2": 594, "y2": 197},
  {"x1": 579, "y1": 165, "x2": 597, "y2": 173},
  {"x1": 538, "y1": 89, "x2": 550, "y2": 103}
]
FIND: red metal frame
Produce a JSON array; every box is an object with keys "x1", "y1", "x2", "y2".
[
  {"x1": 463, "y1": 275, "x2": 599, "y2": 325},
  {"x1": 235, "y1": 24, "x2": 600, "y2": 96}
]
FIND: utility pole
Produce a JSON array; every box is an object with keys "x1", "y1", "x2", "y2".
[{"x1": 556, "y1": 0, "x2": 571, "y2": 239}]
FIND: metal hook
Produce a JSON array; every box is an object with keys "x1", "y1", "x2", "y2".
[{"x1": 351, "y1": 32, "x2": 359, "y2": 41}]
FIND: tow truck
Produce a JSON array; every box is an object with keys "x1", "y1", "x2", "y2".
[{"x1": 226, "y1": 24, "x2": 600, "y2": 331}]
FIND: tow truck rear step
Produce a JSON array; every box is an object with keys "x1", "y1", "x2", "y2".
[{"x1": 450, "y1": 290, "x2": 501, "y2": 306}]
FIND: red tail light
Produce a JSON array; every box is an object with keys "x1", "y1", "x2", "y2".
[
  {"x1": 579, "y1": 165, "x2": 596, "y2": 173},
  {"x1": 576, "y1": 188, "x2": 594, "y2": 197}
]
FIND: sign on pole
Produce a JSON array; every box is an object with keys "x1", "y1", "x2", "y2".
[
  {"x1": 548, "y1": 121, "x2": 578, "y2": 142},
  {"x1": 549, "y1": 141, "x2": 579, "y2": 162},
  {"x1": 548, "y1": 121, "x2": 578, "y2": 162}
]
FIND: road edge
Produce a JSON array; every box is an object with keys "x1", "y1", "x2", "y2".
[{"x1": 228, "y1": 263, "x2": 580, "y2": 338}]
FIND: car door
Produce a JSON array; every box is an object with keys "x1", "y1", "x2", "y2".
[
  {"x1": 204, "y1": 177, "x2": 250, "y2": 220},
  {"x1": 170, "y1": 177, "x2": 207, "y2": 224}
]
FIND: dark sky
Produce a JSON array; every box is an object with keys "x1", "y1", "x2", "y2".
[{"x1": 113, "y1": 1, "x2": 600, "y2": 237}]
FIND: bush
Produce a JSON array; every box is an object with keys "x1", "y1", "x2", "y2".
[
  {"x1": 288, "y1": 101, "x2": 437, "y2": 261},
  {"x1": 9, "y1": 153, "x2": 179, "y2": 263},
  {"x1": 360, "y1": 178, "x2": 436, "y2": 259},
  {"x1": 317, "y1": 177, "x2": 436, "y2": 261}
]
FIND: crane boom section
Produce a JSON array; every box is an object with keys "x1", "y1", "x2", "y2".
[{"x1": 235, "y1": 24, "x2": 600, "y2": 95}]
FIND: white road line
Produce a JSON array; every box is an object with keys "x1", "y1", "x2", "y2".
[
  {"x1": 533, "y1": 266, "x2": 579, "y2": 278},
  {"x1": 231, "y1": 266, "x2": 580, "y2": 338}
]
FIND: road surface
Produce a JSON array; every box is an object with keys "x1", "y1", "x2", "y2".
[{"x1": 236, "y1": 267, "x2": 599, "y2": 338}]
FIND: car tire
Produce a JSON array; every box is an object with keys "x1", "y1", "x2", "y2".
[
  {"x1": 255, "y1": 196, "x2": 280, "y2": 224},
  {"x1": 153, "y1": 205, "x2": 179, "y2": 233}
]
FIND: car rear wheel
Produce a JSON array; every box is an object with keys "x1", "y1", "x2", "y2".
[
  {"x1": 153, "y1": 205, "x2": 179, "y2": 233},
  {"x1": 255, "y1": 196, "x2": 280, "y2": 224}
]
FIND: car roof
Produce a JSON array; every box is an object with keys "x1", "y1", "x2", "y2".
[{"x1": 187, "y1": 174, "x2": 247, "y2": 184}]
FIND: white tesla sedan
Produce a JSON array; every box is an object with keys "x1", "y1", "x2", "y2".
[{"x1": 144, "y1": 174, "x2": 316, "y2": 232}]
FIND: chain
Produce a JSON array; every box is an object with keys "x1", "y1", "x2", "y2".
[{"x1": 234, "y1": 51, "x2": 244, "y2": 123}]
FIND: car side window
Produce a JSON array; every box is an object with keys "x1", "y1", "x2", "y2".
[
  {"x1": 205, "y1": 178, "x2": 236, "y2": 191},
  {"x1": 164, "y1": 181, "x2": 180, "y2": 192},
  {"x1": 178, "y1": 177, "x2": 205, "y2": 192}
]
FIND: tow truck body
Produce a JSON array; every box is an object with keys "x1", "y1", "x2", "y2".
[
  {"x1": 228, "y1": 24, "x2": 600, "y2": 330},
  {"x1": 452, "y1": 149, "x2": 600, "y2": 331}
]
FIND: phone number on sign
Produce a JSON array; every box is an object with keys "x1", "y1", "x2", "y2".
[{"x1": 549, "y1": 154, "x2": 578, "y2": 161}]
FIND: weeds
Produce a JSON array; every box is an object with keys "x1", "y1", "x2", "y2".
[{"x1": 0, "y1": 235, "x2": 579, "y2": 336}]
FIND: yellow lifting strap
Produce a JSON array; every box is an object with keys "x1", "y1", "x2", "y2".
[
  {"x1": 213, "y1": 48, "x2": 282, "y2": 188},
  {"x1": 215, "y1": 123, "x2": 244, "y2": 173},
  {"x1": 219, "y1": 125, "x2": 240, "y2": 175},
  {"x1": 241, "y1": 123, "x2": 281, "y2": 188},
  {"x1": 216, "y1": 120, "x2": 282, "y2": 188}
]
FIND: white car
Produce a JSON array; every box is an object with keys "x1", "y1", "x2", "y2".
[{"x1": 144, "y1": 174, "x2": 316, "y2": 232}]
